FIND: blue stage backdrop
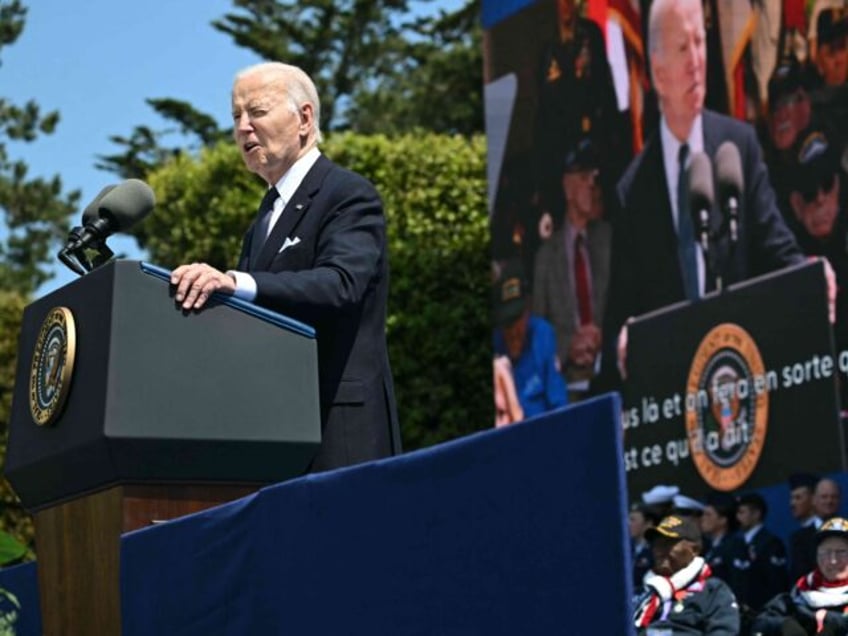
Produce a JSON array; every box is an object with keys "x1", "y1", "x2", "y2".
[
  {"x1": 0, "y1": 395, "x2": 632, "y2": 634},
  {"x1": 118, "y1": 395, "x2": 632, "y2": 634}
]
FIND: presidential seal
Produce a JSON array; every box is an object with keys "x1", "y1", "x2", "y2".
[
  {"x1": 29, "y1": 307, "x2": 76, "y2": 426},
  {"x1": 685, "y1": 323, "x2": 768, "y2": 491}
]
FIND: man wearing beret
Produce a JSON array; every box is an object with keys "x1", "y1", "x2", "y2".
[{"x1": 633, "y1": 514, "x2": 740, "y2": 635}]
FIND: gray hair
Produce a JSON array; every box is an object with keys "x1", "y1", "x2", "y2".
[
  {"x1": 648, "y1": 0, "x2": 702, "y2": 59},
  {"x1": 235, "y1": 62, "x2": 323, "y2": 143}
]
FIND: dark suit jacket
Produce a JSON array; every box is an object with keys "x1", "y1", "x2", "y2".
[
  {"x1": 599, "y1": 110, "x2": 804, "y2": 388},
  {"x1": 727, "y1": 526, "x2": 789, "y2": 613},
  {"x1": 532, "y1": 220, "x2": 611, "y2": 383},
  {"x1": 788, "y1": 524, "x2": 818, "y2": 583},
  {"x1": 237, "y1": 154, "x2": 400, "y2": 471}
]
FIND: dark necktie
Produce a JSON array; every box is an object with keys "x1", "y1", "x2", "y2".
[
  {"x1": 250, "y1": 187, "x2": 280, "y2": 267},
  {"x1": 574, "y1": 233, "x2": 592, "y2": 325},
  {"x1": 676, "y1": 143, "x2": 698, "y2": 300}
]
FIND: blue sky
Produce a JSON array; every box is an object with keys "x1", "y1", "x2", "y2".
[
  {"x1": 3, "y1": 1, "x2": 465, "y2": 298},
  {"x1": 2, "y1": 0, "x2": 262, "y2": 296}
]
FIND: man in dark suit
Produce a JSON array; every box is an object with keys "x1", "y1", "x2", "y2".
[
  {"x1": 533, "y1": 138, "x2": 611, "y2": 398},
  {"x1": 600, "y1": 0, "x2": 813, "y2": 385},
  {"x1": 728, "y1": 493, "x2": 788, "y2": 616},
  {"x1": 171, "y1": 62, "x2": 400, "y2": 471}
]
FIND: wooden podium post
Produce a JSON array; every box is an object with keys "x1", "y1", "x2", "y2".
[{"x1": 6, "y1": 261, "x2": 322, "y2": 634}]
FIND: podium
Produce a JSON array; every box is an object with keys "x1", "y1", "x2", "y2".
[
  {"x1": 5, "y1": 260, "x2": 321, "y2": 634},
  {"x1": 622, "y1": 260, "x2": 844, "y2": 499}
]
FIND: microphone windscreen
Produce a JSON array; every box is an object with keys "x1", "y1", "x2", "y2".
[
  {"x1": 82, "y1": 184, "x2": 118, "y2": 224},
  {"x1": 97, "y1": 179, "x2": 155, "y2": 231},
  {"x1": 715, "y1": 141, "x2": 744, "y2": 201},
  {"x1": 688, "y1": 151, "x2": 714, "y2": 210}
]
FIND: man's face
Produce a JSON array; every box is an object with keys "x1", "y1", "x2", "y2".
[
  {"x1": 651, "y1": 0, "x2": 707, "y2": 129},
  {"x1": 815, "y1": 480, "x2": 842, "y2": 519},
  {"x1": 818, "y1": 36, "x2": 848, "y2": 86},
  {"x1": 736, "y1": 504, "x2": 760, "y2": 530},
  {"x1": 817, "y1": 536, "x2": 848, "y2": 581},
  {"x1": 232, "y1": 70, "x2": 310, "y2": 185},
  {"x1": 629, "y1": 510, "x2": 649, "y2": 539},
  {"x1": 768, "y1": 90, "x2": 808, "y2": 151},
  {"x1": 557, "y1": 0, "x2": 576, "y2": 29},
  {"x1": 563, "y1": 169, "x2": 600, "y2": 223},
  {"x1": 502, "y1": 309, "x2": 529, "y2": 360},
  {"x1": 700, "y1": 505, "x2": 724, "y2": 536},
  {"x1": 790, "y1": 486, "x2": 815, "y2": 520},
  {"x1": 791, "y1": 172, "x2": 840, "y2": 240},
  {"x1": 652, "y1": 536, "x2": 697, "y2": 576}
]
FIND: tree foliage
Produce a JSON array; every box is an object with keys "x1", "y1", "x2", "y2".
[
  {"x1": 0, "y1": 1, "x2": 79, "y2": 294},
  {"x1": 99, "y1": 0, "x2": 483, "y2": 178},
  {"x1": 0, "y1": 291, "x2": 33, "y2": 557},
  {"x1": 133, "y1": 132, "x2": 491, "y2": 448},
  {"x1": 0, "y1": 0, "x2": 81, "y2": 558}
]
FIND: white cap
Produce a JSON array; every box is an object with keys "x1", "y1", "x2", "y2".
[
  {"x1": 673, "y1": 494, "x2": 705, "y2": 512},
  {"x1": 642, "y1": 484, "x2": 680, "y2": 505}
]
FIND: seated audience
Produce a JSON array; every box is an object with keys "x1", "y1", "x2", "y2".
[
  {"x1": 633, "y1": 514, "x2": 740, "y2": 635},
  {"x1": 630, "y1": 502, "x2": 661, "y2": 588},
  {"x1": 701, "y1": 491, "x2": 739, "y2": 586},
  {"x1": 788, "y1": 473, "x2": 825, "y2": 582},
  {"x1": 752, "y1": 517, "x2": 848, "y2": 635},
  {"x1": 728, "y1": 493, "x2": 789, "y2": 617}
]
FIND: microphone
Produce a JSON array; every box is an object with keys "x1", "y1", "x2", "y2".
[
  {"x1": 688, "y1": 151, "x2": 714, "y2": 255},
  {"x1": 66, "y1": 179, "x2": 155, "y2": 252},
  {"x1": 715, "y1": 141, "x2": 743, "y2": 245},
  {"x1": 81, "y1": 184, "x2": 118, "y2": 225}
]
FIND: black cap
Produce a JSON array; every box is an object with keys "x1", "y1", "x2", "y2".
[
  {"x1": 563, "y1": 137, "x2": 600, "y2": 174},
  {"x1": 816, "y1": 517, "x2": 848, "y2": 547},
  {"x1": 818, "y1": 7, "x2": 848, "y2": 46},
  {"x1": 789, "y1": 472, "x2": 820, "y2": 491},
  {"x1": 645, "y1": 515, "x2": 702, "y2": 544},
  {"x1": 792, "y1": 128, "x2": 840, "y2": 198},
  {"x1": 704, "y1": 491, "x2": 737, "y2": 518},
  {"x1": 738, "y1": 492, "x2": 768, "y2": 518},
  {"x1": 492, "y1": 259, "x2": 528, "y2": 327},
  {"x1": 768, "y1": 60, "x2": 805, "y2": 110}
]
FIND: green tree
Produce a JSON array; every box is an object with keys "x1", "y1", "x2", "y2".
[
  {"x1": 0, "y1": 1, "x2": 80, "y2": 557},
  {"x1": 0, "y1": 2, "x2": 79, "y2": 294},
  {"x1": 98, "y1": 0, "x2": 483, "y2": 178},
  {"x1": 134, "y1": 132, "x2": 491, "y2": 448},
  {"x1": 346, "y1": 0, "x2": 483, "y2": 135}
]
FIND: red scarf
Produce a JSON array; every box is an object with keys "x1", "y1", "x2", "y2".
[{"x1": 634, "y1": 558, "x2": 712, "y2": 628}]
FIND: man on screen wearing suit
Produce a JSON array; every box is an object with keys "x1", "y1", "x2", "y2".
[
  {"x1": 533, "y1": 138, "x2": 610, "y2": 399},
  {"x1": 600, "y1": 0, "x2": 816, "y2": 386},
  {"x1": 170, "y1": 62, "x2": 400, "y2": 472}
]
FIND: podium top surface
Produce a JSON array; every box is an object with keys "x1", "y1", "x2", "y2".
[{"x1": 140, "y1": 261, "x2": 315, "y2": 338}]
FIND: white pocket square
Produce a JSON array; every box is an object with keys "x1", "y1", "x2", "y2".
[{"x1": 279, "y1": 236, "x2": 301, "y2": 253}]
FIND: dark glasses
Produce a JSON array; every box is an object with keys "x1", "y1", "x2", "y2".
[{"x1": 800, "y1": 171, "x2": 837, "y2": 203}]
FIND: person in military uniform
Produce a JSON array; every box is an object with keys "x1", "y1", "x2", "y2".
[
  {"x1": 752, "y1": 517, "x2": 848, "y2": 635},
  {"x1": 633, "y1": 514, "x2": 740, "y2": 635},
  {"x1": 761, "y1": 59, "x2": 814, "y2": 223},
  {"x1": 728, "y1": 493, "x2": 789, "y2": 619},
  {"x1": 700, "y1": 491, "x2": 739, "y2": 586},
  {"x1": 788, "y1": 473, "x2": 824, "y2": 583},
  {"x1": 630, "y1": 502, "x2": 661, "y2": 588},
  {"x1": 533, "y1": 0, "x2": 628, "y2": 219},
  {"x1": 786, "y1": 128, "x2": 848, "y2": 383}
]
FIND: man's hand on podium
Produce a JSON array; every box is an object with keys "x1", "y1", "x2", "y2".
[{"x1": 171, "y1": 262, "x2": 236, "y2": 310}]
